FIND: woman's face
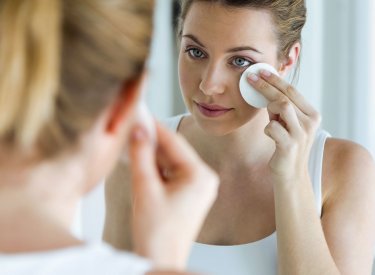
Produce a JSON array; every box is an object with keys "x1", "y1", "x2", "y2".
[{"x1": 178, "y1": 2, "x2": 280, "y2": 135}]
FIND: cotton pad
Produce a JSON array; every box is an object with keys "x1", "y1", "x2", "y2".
[
  {"x1": 120, "y1": 101, "x2": 156, "y2": 164},
  {"x1": 118, "y1": 75, "x2": 157, "y2": 164},
  {"x1": 137, "y1": 101, "x2": 156, "y2": 144},
  {"x1": 239, "y1": 63, "x2": 279, "y2": 108}
]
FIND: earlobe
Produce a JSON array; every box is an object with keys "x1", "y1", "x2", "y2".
[
  {"x1": 106, "y1": 74, "x2": 145, "y2": 134},
  {"x1": 278, "y1": 42, "x2": 301, "y2": 75}
]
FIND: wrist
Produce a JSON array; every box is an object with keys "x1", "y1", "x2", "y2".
[
  {"x1": 133, "y1": 228, "x2": 191, "y2": 271},
  {"x1": 271, "y1": 169, "x2": 310, "y2": 188},
  {"x1": 134, "y1": 238, "x2": 189, "y2": 271}
]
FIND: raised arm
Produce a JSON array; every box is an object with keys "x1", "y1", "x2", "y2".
[
  {"x1": 103, "y1": 161, "x2": 134, "y2": 251},
  {"x1": 104, "y1": 122, "x2": 219, "y2": 271},
  {"x1": 249, "y1": 70, "x2": 375, "y2": 275}
]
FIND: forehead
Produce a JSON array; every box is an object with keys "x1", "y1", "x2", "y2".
[{"x1": 182, "y1": 2, "x2": 277, "y2": 51}]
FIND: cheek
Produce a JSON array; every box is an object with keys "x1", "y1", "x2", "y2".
[{"x1": 178, "y1": 55, "x2": 200, "y2": 96}]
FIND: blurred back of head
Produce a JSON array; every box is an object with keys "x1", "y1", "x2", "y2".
[{"x1": 0, "y1": 0, "x2": 154, "y2": 158}]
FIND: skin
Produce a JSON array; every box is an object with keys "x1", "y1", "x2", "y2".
[
  {"x1": 0, "y1": 74, "x2": 219, "y2": 274},
  {"x1": 104, "y1": 2, "x2": 375, "y2": 275}
]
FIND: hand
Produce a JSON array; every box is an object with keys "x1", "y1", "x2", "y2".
[
  {"x1": 248, "y1": 71, "x2": 321, "y2": 183},
  {"x1": 129, "y1": 121, "x2": 219, "y2": 270}
]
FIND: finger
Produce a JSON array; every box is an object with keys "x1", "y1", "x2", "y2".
[
  {"x1": 129, "y1": 124, "x2": 161, "y2": 195},
  {"x1": 259, "y1": 71, "x2": 317, "y2": 116},
  {"x1": 249, "y1": 71, "x2": 309, "y2": 123},
  {"x1": 264, "y1": 120, "x2": 291, "y2": 151},
  {"x1": 155, "y1": 121, "x2": 202, "y2": 175},
  {"x1": 247, "y1": 73, "x2": 281, "y2": 102},
  {"x1": 267, "y1": 100, "x2": 302, "y2": 137}
]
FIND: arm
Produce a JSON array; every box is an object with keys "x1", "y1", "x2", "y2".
[
  {"x1": 320, "y1": 139, "x2": 375, "y2": 274},
  {"x1": 274, "y1": 139, "x2": 375, "y2": 275},
  {"x1": 103, "y1": 161, "x2": 134, "y2": 251},
  {"x1": 249, "y1": 71, "x2": 375, "y2": 275},
  {"x1": 103, "y1": 123, "x2": 218, "y2": 271},
  {"x1": 104, "y1": 171, "x2": 209, "y2": 275}
]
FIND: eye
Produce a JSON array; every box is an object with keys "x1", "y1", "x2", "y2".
[
  {"x1": 231, "y1": 57, "x2": 253, "y2": 68},
  {"x1": 186, "y1": 48, "x2": 206, "y2": 59}
]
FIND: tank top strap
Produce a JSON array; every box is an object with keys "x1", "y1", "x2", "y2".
[
  {"x1": 308, "y1": 128, "x2": 331, "y2": 217},
  {"x1": 160, "y1": 114, "x2": 186, "y2": 132}
]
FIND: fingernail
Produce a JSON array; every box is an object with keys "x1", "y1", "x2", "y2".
[
  {"x1": 131, "y1": 125, "x2": 147, "y2": 142},
  {"x1": 248, "y1": 73, "x2": 259, "y2": 82},
  {"x1": 261, "y1": 70, "x2": 271, "y2": 77}
]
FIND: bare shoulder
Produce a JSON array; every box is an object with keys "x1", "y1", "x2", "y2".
[
  {"x1": 322, "y1": 138, "x2": 375, "y2": 201},
  {"x1": 320, "y1": 138, "x2": 375, "y2": 273}
]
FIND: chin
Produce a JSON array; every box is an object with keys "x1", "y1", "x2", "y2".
[{"x1": 193, "y1": 114, "x2": 242, "y2": 137}]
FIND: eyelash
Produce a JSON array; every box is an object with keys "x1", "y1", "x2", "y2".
[
  {"x1": 229, "y1": 57, "x2": 255, "y2": 69},
  {"x1": 185, "y1": 47, "x2": 206, "y2": 59},
  {"x1": 184, "y1": 46, "x2": 255, "y2": 69}
]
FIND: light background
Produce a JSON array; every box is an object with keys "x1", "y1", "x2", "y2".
[{"x1": 78, "y1": 0, "x2": 375, "y2": 272}]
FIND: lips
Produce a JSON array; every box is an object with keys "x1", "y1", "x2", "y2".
[
  {"x1": 195, "y1": 101, "x2": 233, "y2": 118},
  {"x1": 197, "y1": 102, "x2": 231, "y2": 111}
]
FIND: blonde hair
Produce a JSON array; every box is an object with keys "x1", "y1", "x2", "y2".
[{"x1": 0, "y1": 0, "x2": 154, "y2": 157}]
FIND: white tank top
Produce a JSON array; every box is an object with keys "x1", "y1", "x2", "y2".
[
  {"x1": 0, "y1": 242, "x2": 152, "y2": 275},
  {"x1": 162, "y1": 114, "x2": 330, "y2": 275}
]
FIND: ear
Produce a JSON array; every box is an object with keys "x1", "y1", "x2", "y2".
[
  {"x1": 278, "y1": 42, "x2": 301, "y2": 77},
  {"x1": 106, "y1": 72, "x2": 146, "y2": 134}
]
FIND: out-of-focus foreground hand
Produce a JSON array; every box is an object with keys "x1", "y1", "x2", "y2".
[{"x1": 129, "y1": 122, "x2": 219, "y2": 271}]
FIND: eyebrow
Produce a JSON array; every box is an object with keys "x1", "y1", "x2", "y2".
[{"x1": 182, "y1": 34, "x2": 263, "y2": 54}]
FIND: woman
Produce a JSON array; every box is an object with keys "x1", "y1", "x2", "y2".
[
  {"x1": 104, "y1": 0, "x2": 375, "y2": 274},
  {"x1": 0, "y1": 0, "x2": 219, "y2": 274}
]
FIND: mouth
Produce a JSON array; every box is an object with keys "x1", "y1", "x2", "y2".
[{"x1": 195, "y1": 101, "x2": 233, "y2": 118}]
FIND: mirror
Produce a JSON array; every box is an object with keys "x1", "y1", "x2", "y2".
[
  {"x1": 82, "y1": 0, "x2": 375, "y2": 274},
  {"x1": 143, "y1": 0, "x2": 375, "y2": 274}
]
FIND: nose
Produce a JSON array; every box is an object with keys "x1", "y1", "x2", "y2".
[{"x1": 199, "y1": 63, "x2": 226, "y2": 96}]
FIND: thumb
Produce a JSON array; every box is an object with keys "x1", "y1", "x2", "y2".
[{"x1": 129, "y1": 125, "x2": 161, "y2": 198}]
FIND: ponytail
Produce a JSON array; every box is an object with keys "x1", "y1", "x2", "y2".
[{"x1": 0, "y1": 0, "x2": 61, "y2": 149}]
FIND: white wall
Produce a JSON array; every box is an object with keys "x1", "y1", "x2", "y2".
[
  {"x1": 297, "y1": 0, "x2": 374, "y2": 152},
  {"x1": 145, "y1": 0, "x2": 175, "y2": 119},
  {"x1": 320, "y1": 0, "x2": 373, "y2": 150},
  {"x1": 369, "y1": 0, "x2": 375, "y2": 159},
  {"x1": 370, "y1": 2, "x2": 375, "y2": 274},
  {"x1": 296, "y1": 0, "x2": 324, "y2": 112}
]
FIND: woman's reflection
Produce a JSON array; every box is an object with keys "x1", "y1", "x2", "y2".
[{"x1": 105, "y1": 1, "x2": 375, "y2": 274}]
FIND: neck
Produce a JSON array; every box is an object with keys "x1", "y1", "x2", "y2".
[
  {"x1": 0, "y1": 154, "x2": 86, "y2": 253},
  {"x1": 190, "y1": 110, "x2": 275, "y2": 171}
]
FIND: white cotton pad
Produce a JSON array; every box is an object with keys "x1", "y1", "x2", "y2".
[
  {"x1": 136, "y1": 101, "x2": 156, "y2": 144},
  {"x1": 120, "y1": 101, "x2": 156, "y2": 164},
  {"x1": 239, "y1": 63, "x2": 279, "y2": 108},
  {"x1": 136, "y1": 77, "x2": 157, "y2": 144}
]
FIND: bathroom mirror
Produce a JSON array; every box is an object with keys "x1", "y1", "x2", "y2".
[{"x1": 81, "y1": 0, "x2": 375, "y2": 274}]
